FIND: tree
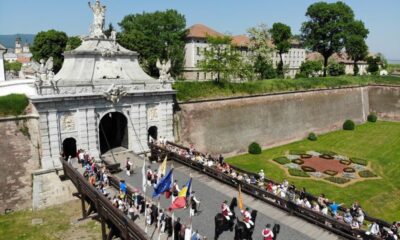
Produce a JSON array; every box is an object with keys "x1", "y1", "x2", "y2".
[
  {"x1": 104, "y1": 23, "x2": 115, "y2": 38},
  {"x1": 4, "y1": 61, "x2": 22, "y2": 72},
  {"x1": 65, "y1": 36, "x2": 82, "y2": 51},
  {"x1": 299, "y1": 60, "x2": 322, "y2": 77},
  {"x1": 247, "y1": 23, "x2": 274, "y2": 79},
  {"x1": 118, "y1": 10, "x2": 187, "y2": 77},
  {"x1": 345, "y1": 20, "x2": 369, "y2": 75},
  {"x1": 366, "y1": 56, "x2": 381, "y2": 74},
  {"x1": 376, "y1": 53, "x2": 388, "y2": 69},
  {"x1": 30, "y1": 29, "x2": 68, "y2": 73},
  {"x1": 269, "y1": 23, "x2": 292, "y2": 77},
  {"x1": 197, "y1": 35, "x2": 243, "y2": 82},
  {"x1": 301, "y1": 2, "x2": 355, "y2": 77}
]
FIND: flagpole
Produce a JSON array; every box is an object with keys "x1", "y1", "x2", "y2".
[
  {"x1": 171, "y1": 163, "x2": 175, "y2": 240},
  {"x1": 143, "y1": 154, "x2": 148, "y2": 234}
]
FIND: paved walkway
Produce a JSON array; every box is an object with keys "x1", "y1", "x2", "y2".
[{"x1": 111, "y1": 151, "x2": 342, "y2": 240}]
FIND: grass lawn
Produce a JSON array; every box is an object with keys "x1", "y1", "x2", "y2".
[
  {"x1": 0, "y1": 200, "x2": 100, "y2": 240},
  {"x1": 226, "y1": 121, "x2": 400, "y2": 222},
  {"x1": 0, "y1": 94, "x2": 29, "y2": 116},
  {"x1": 173, "y1": 75, "x2": 400, "y2": 102}
]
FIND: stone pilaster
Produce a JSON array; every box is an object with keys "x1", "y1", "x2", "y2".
[{"x1": 87, "y1": 108, "x2": 99, "y2": 158}]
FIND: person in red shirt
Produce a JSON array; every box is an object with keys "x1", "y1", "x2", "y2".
[
  {"x1": 221, "y1": 200, "x2": 233, "y2": 221},
  {"x1": 262, "y1": 224, "x2": 274, "y2": 240}
]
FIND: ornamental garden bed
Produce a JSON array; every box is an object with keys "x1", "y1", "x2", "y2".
[{"x1": 271, "y1": 150, "x2": 377, "y2": 185}]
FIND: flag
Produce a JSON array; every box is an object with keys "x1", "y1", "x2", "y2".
[
  {"x1": 152, "y1": 168, "x2": 173, "y2": 198},
  {"x1": 142, "y1": 159, "x2": 147, "y2": 193},
  {"x1": 158, "y1": 155, "x2": 167, "y2": 179},
  {"x1": 238, "y1": 184, "x2": 244, "y2": 210},
  {"x1": 169, "y1": 178, "x2": 192, "y2": 211}
]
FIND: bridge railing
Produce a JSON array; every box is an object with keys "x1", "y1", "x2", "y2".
[
  {"x1": 149, "y1": 142, "x2": 383, "y2": 240},
  {"x1": 62, "y1": 160, "x2": 149, "y2": 240}
]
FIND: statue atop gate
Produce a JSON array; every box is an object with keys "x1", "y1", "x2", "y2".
[{"x1": 88, "y1": 0, "x2": 106, "y2": 38}]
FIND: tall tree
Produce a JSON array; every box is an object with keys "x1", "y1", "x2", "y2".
[
  {"x1": 118, "y1": 10, "x2": 187, "y2": 77},
  {"x1": 197, "y1": 35, "x2": 242, "y2": 82},
  {"x1": 104, "y1": 23, "x2": 115, "y2": 38},
  {"x1": 65, "y1": 36, "x2": 82, "y2": 51},
  {"x1": 301, "y1": 1, "x2": 355, "y2": 77},
  {"x1": 31, "y1": 29, "x2": 68, "y2": 73},
  {"x1": 269, "y1": 23, "x2": 292, "y2": 77},
  {"x1": 247, "y1": 23, "x2": 275, "y2": 79},
  {"x1": 345, "y1": 20, "x2": 369, "y2": 75}
]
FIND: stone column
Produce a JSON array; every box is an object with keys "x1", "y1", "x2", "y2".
[
  {"x1": 39, "y1": 112, "x2": 52, "y2": 169},
  {"x1": 87, "y1": 108, "x2": 99, "y2": 158},
  {"x1": 129, "y1": 104, "x2": 142, "y2": 153},
  {"x1": 77, "y1": 109, "x2": 89, "y2": 151},
  {"x1": 138, "y1": 104, "x2": 148, "y2": 152},
  {"x1": 0, "y1": 46, "x2": 5, "y2": 81},
  {"x1": 42, "y1": 110, "x2": 61, "y2": 169},
  {"x1": 165, "y1": 101, "x2": 174, "y2": 141}
]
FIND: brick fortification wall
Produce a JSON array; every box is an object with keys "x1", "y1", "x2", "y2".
[
  {"x1": 175, "y1": 85, "x2": 400, "y2": 156},
  {"x1": 0, "y1": 117, "x2": 40, "y2": 212}
]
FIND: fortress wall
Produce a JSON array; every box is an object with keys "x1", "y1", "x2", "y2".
[
  {"x1": 368, "y1": 85, "x2": 400, "y2": 121},
  {"x1": 175, "y1": 87, "x2": 367, "y2": 155}
]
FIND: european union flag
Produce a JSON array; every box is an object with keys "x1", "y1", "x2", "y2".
[{"x1": 152, "y1": 168, "x2": 173, "y2": 198}]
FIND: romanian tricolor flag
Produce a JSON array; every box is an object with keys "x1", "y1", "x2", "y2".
[{"x1": 169, "y1": 178, "x2": 192, "y2": 211}]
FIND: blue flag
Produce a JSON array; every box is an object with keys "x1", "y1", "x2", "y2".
[{"x1": 152, "y1": 168, "x2": 173, "y2": 198}]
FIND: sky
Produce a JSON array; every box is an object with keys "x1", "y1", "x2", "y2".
[{"x1": 0, "y1": 0, "x2": 399, "y2": 60}]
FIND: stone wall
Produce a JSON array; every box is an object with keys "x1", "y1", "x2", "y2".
[
  {"x1": 0, "y1": 116, "x2": 40, "y2": 212},
  {"x1": 175, "y1": 87, "x2": 374, "y2": 156},
  {"x1": 369, "y1": 85, "x2": 400, "y2": 121}
]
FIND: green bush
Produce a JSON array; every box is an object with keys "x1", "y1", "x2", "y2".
[
  {"x1": 248, "y1": 142, "x2": 262, "y2": 154},
  {"x1": 358, "y1": 170, "x2": 377, "y2": 178},
  {"x1": 350, "y1": 158, "x2": 367, "y2": 166},
  {"x1": 273, "y1": 157, "x2": 291, "y2": 165},
  {"x1": 328, "y1": 62, "x2": 345, "y2": 76},
  {"x1": 300, "y1": 60, "x2": 322, "y2": 77},
  {"x1": 318, "y1": 150, "x2": 337, "y2": 156},
  {"x1": 0, "y1": 94, "x2": 29, "y2": 116},
  {"x1": 289, "y1": 150, "x2": 306, "y2": 155},
  {"x1": 367, "y1": 113, "x2": 377, "y2": 122},
  {"x1": 308, "y1": 132, "x2": 317, "y2": 141},
  {"x1": 288, "y1": 169, "x2": 310, "y2": 177},
  {"x1": 324, "y1": 170, "x2": 338, "y2": 176},
  {"x1": 325, "y1": 177, "x2": 350, "y2": 184},
  {"x1": 301, "y1": 166, "x2": 316, "y2": 172},
  {"x1": 343, "y1": 119, "x2": 355, "y2": 130}
]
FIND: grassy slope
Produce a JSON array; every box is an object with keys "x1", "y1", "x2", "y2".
[
  {"x1": 0, "y1": 94, "x2": 29, "y2": 116},
  {"x1": 226, "y1": 121, "x2": 400, "y2": 222},
  {"x1": 174, "y1": 76, "x2": 400, "y2": 102},
  {"x1": 0, "y1": 200, "x2": 100, "y2": 240}
]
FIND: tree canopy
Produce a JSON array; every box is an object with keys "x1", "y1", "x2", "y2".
[
  {"x1": 65, "y1": 36, "x2": 82, "y2": 51},
  {"x1": 345, "y1": 20, "x2": 369, "y2": 75},
  {"x1": 118, "y1": 9, "x2": 187, "y2": 77},
  {"x1": 301, "y1": 1, "x2": 356, "y2": 77},
  {"x1": 270, "y1": 23, "x2": 292, "y2": 77},
  {"x1": 30, "y1": 29, "x2": 68, "y2": 73}
]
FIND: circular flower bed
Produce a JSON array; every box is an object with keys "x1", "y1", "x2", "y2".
[
  {"x1": 323, "y1": 170, "x2": 338, "y2": 176},
  {"x1": 291, "y1": 159, "x2": 304, "y2": 165},
  {"x1": 301, "y1": 166, "x2": 316, "y2": 172},
  {"x1": 339, "y1": 159, "x2": 352, "y2": 165},
  {"x1": 343, "y1": 167, "x2": 355, "y2": 173},
  {"x1": 320, "y1": 154, "x2": 334, "y2": 159},
  {"x1": 300, "y1": 154, "x2": 312, "y2": 159}
]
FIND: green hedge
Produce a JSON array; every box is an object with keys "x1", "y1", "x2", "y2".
[
  {"x1": 318, "y1": 150, "x2": 337, "y2": 156},
  {"x1": 350, "y1": 158, "x2": 367, "y2": 166},
  {"x1": 358, "y1": 170, "x2": 377, "y2": 178},
  {"x1": 0, "y1": 94, "x2": 29, "y2": 116},
  {"x1": 367, "y1": 113, "x2": 378, "y2": 122},
  {"x1": 273, "y1": 157, "x2": 290, "y2": 165},
  {"x1": 289, "y1": 150, "x2": 306, "y2": 155},
  {"x1": 343, "y1": 119, "x2": 355, "y2": 130},
  {"x1": 325, "y1": 177, "x2": 350, "y2": 184},
  {"x1": 288, "y1": 169, "x2": 310, "y2": 177},
  {"x1": 248, "y1": 142, "x2": 262, "y2": 154},
  {"x1": 308, "y1": 132, "x2": 317, "y2": 141}
]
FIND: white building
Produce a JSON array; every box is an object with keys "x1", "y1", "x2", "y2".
[
  {"x1": 306, "y1": 52, "x2": 368, "y2": 75},
  {"x1": 0, "y1": 44, "x2": 6, "y2": 81},
  {"x1": 182, "y1": 23, "x2": 306, "y2": 80}
]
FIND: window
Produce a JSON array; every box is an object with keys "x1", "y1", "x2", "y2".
[
  {"x1": 196, "y1": 47, "x2": 200, "y2": 56},
  {"x1": 204, "y1": 72, "x2": 207, "y2": 79},
  {"x1": 196, "y1": 72, "x2": 199, "y2": 80}
]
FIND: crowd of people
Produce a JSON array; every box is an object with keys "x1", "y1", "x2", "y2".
[
  {"x1": 72, "y1": 148, "x2": 205, "y2": 240},
  {"x1": 155, "y1": 141, "x2": 400, "y2": 240}
]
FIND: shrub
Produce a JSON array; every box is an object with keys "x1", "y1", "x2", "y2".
[
  {"x1": 343, "y1": 167, "x2": 355, "y2": 173},
  {"x1": 350, "y1": 158, "x2": 367, "y2": 166},
  {"x1": 339, "y1": 159, "x2": 352, "y2": 165},
  {"x1": 289, "y1": 150, "x2": 306, "y2": 155},
  {"x1": 288, "y1": 169, "x2": 310, "y2": 177},
  {"x1": 248, "y1": 142, "x2": 262, "y2": 154},
  {"x1": 0, "y1": 94, "x2": 29, "y2": 116},
  {"x1": 320, "y1": 154, "x2": 334, "y2": 159},
  {"x1": 291, "y1": 159, "x2": 304, "y2": 165},
  {"x1": 367, "y1": 113, "x2": 377, "y2": 122},
  {"x1": 273, "y1": 157, "x2": 290, "y2": 165},
  {"x1": 328, "y1": 62, "x2": 345, "y2": 76},
  {"x1": 300, "y1": 60, "x2": 322, "y2": 77},
  {"x1": 325, "y1": 177, "x2": 350, "y2": 184},
  {"x1": 308, "y1": 132, "x2": 317, "y2": 141},
  {"x1": 318, "y1": 150, "x2": 337, "y2": 156},
  {"x1": 343, "y1": 119, "x2": 355, "y2": 130},
  {"x1": 324, "y1": 170, "x2": 338, "y2": 176},
  {"x1": 301, "y1": 166, "x2": 316, "y2": 172},
  {"x1": 358, "y1": 170, "x2": 377, "y2": 178}
]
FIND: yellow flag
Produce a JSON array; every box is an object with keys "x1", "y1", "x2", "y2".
[
  {"x1": 158, "y1": 155, "x2": 167, "y2": 178},
  {"x1": 238, "y1": 184, "x2": 244, "y2": 210}
]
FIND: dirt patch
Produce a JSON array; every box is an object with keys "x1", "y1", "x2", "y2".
[{"x1": 302, "y1": 156, "x2": 347, "y2": 173}]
